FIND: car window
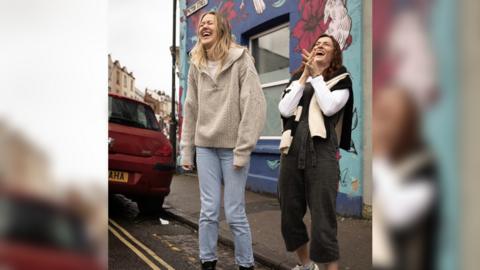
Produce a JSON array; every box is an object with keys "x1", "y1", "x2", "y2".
[
  {"x1": 0, "y1": 197, "x2": 91, "y2": 253},
  {"x1": 108, "y1": 96, "x2": 160, "y2": 131},
  {"x1": 136, "y1": 105, "x2": 148, "y2": 127}
]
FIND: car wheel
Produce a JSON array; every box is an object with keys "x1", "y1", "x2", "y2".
[{"x1": 136, "y1": 196, "x2": 165, "y2": 215}]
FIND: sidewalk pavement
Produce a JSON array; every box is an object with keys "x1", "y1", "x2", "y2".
[{"x1": 164, "y1": 174, "x2": 371, "y2": 270}]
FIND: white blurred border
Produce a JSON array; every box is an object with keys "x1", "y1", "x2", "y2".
[{"x1": 0, "y1": 0, "x2": 107, "y2": 186}]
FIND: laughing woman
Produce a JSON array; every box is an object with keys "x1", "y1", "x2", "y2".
[
  {"x1": 180, "y1": 11, "x2": 266, "y2": 270},
  {"x1": 277, "y1": 34, "x2": 354, "y2": 270}
]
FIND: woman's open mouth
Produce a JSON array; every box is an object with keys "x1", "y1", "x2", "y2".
[{"x1": 201, "y1": 30, "x2": 212, "y2": 38}]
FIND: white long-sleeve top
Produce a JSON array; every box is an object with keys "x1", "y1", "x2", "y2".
[
  {"x1": 373, "y1": 157, "x2": 435, "y2": 229},
  {"x1": 278, "y1": 75, "x2": 349, "y2": 117}
]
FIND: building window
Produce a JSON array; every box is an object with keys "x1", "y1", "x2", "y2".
[
  {"x1": 250, "y1": 24, "x2": 290, "y2": 85},
  {"x1": 123, "y1": 75, "x2": 127, "y2": 87},
  {"x1": 116, "y1": 71, "x2": 120, "y2": 85},
  {"x1": 250, "y1": 23, "x2": 290, "y2": 138}
]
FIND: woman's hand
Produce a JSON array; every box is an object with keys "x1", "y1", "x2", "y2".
[
  {"x1": 305, "y1": 48, "x2": 324, "y2": 78},
  {"x1": 299, "y1": 49, "x2": 313, "y2": 84},
  {"x1": 300, "y1": 48, "x2": 324, "y2": 83},
  {"x1": 308, "y1": 48, "x2": 324, "y2": 77},
  {"x1": 182, "y1": 165, "x2": 194, "y2": 171}
]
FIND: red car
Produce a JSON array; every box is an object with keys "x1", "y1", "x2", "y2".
[
  {"x1": 108, "y1": 94, "x2": 174, "y2": 214},
  {"x1": 0, "y1": 190, "x2": 103, "y2": 270}
]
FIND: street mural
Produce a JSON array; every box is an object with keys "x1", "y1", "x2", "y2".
[
  {"x1": 292, "y1": 0, "x2": 352, "y2": 52},
  {"x1": 180, "y1": 0, "x2": 364, "y2": 216}
]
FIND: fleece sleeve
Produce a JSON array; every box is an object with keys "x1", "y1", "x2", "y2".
[
  {"x1": 180, "y1": 66, "x2": 198, "y2": 166},
  {"x1": 234, "y1": 54, "x2": 267, "y2": 167}
]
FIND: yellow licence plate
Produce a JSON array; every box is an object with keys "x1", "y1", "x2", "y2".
[{"x1": 109, "y1": 170, "x2": 129, "y2": 183}]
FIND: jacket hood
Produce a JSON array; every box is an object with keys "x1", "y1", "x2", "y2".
[
  {"x1": 221, "y1": 47, "x2": 247, "y2": 71},
  {"x1": 197, "y1": 46, "x2": 248, "y2": 75}
]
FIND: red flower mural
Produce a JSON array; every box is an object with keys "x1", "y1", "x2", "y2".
[
  {"x1": 218, "y1": 0, "x2": 237, "y2": 22},
  {"x1": 216, "y1": 0, "x2": 248, "y2": 27},
  {"x1": 293, "y1": 0, "x2": 352, "y2": 52},
  {"x1": 293, "y1": 0, "x2": 329, "y2": 52}
]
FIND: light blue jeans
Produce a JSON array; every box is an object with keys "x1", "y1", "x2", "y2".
[{"x1": 196, "y1": 147, "x2": 254, "y2": 267}]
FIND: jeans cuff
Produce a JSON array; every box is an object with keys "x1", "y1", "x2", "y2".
[
  {"x1": 200, "y1": 256, "x2": 218, "y2": 263},
  {"x1": 237, "y1": 262, "x2": 255, "y2": 267}
]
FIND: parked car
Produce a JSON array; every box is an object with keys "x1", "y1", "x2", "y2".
[
  {"x1": 0, "y1": 190, "x2": 103, "y2": 270},
  {"x1": 108, "y1": 93, "x2": 174, "y2": 214}
]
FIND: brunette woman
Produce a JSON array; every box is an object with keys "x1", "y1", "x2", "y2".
[{"x1": 277, "y1": 34, "x2": 354, "y2": 270}]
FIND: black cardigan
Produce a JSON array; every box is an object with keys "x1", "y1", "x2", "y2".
[{"x1": 281, "y1": 66, "x2": 354, "y2": 151}]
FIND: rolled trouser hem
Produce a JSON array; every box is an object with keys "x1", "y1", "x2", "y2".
[
  {"x1": 284, "y1": 237, "x2": 309, "y2": 252},
  {"x1": 310, "y1": 240, "x2": 339, "y2": 263},
  {"x1": 310, "y1": 253, "x2": 339, "y2": 264}
]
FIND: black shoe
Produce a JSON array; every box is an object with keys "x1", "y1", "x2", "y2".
[
  {"x1": 239, "y1": 266, "x2": 254, "y2": 270},
  {"x1": 201, "y1": 260, "x2": 217, "y2": 270}
]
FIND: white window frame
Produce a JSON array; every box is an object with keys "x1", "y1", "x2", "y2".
[{"x1": 249, "y1": 23, "x2": 290, "y2": 140}]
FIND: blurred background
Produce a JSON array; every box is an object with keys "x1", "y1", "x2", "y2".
[
  {"x1": 372, "y1": 0, "x2": 480, "y2": 269},
  {"x1": 1, "y1": 0, "x2": 479, "y2": 269},
  {"x1": 0, "y1": 0, "x2": 107, "y2": 269}
]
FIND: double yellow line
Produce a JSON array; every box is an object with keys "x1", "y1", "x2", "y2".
[{"x1": 108, "y1": 218, "x2": 175, "y2": 270}]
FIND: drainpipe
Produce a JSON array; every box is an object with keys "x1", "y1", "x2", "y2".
[{"x1": 169, "y1": 0, "x2": 178, "y2": 166}]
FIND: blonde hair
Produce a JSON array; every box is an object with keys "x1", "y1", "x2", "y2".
[{"x1": 190, "y1": 11, "x2": 240, "y2": 68}]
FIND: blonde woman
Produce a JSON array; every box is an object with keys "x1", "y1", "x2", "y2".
[{"x1": 180, "y1": 11, "x2": 266, "y2": 270}]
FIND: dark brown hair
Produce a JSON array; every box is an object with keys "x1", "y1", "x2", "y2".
[{"x1": 292, "y1": 34, "x2": 343, "y2": 81}]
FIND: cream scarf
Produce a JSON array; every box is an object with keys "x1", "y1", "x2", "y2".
[{"x1": 279, "y1": 72, "x2": 350, "y2": 155}]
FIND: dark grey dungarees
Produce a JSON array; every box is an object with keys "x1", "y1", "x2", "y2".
[{"x1": 278, "y1": 83, "x2": 341, "y2": 263}]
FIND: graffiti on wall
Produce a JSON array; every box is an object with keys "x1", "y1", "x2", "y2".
[
  {"x1": 292, "y1": 0, "x2": 352, "y2": 52},
  {"x1": 186, "y1": 0, "x2": 353, "y2": 53}
]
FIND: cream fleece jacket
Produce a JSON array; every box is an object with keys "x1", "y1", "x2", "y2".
[{"x1": 180, "y1": 47, "x2": 267, "y2": 167}]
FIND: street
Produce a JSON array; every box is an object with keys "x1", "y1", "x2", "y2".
[
  {"x1": 109, "y1": 174, "x2": 371, "y2": 270},
  {"x1": 108, "y1": 194, "x2": 272, "y2": 270}
]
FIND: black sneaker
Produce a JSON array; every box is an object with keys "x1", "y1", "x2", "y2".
[
  {"x1": 239, "y1": 266, "x2": 254, "y2": 270},
  {"x1": 201, "y1": 260, "x2": 217, "y2": 270}
]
